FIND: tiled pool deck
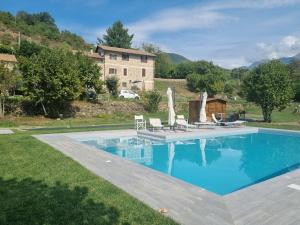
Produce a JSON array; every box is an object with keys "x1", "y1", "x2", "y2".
[
  {"x1": 0, "y1": 129, "x2": 14, "y2": 134},
  {"x1": 34, "y1": 127, "x2": 300, "y2": 225}
]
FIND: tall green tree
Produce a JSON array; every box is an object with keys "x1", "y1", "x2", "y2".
[
  {"x1": 243, "y1": 60, "x2": 294, "y2": 122},
  {"x1": 18, "y1": 48, "x2": 83, "y2": 117},
  {"x1": 142, "y1": 43, "x2": 172, "y2": 78},
  {"x1": 0, "y1": 63, "x2": 19, "y2": 117},
  {"x1": 16, "y1": 40, "x2": 44, "y2": 58},
  {"x1": 98, "y1": 21, "x2": 134, "y2": 49},
  {"x1": 288, "y1": 59, "x2": 300, "y2": 101},
  {"x1": 75, "y1": 52, "x2": 103, "y2": 95}
]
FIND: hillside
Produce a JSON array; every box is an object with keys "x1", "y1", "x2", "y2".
[
  {"x1": 165, "y1": 53, "x2": 190, "y2": 64},
  {"x1": 249, "y1": 53, "x2": 300, "y2": 68},
  {"x1": 0, "y1": 11, "x2": 91, "y2": 51}
]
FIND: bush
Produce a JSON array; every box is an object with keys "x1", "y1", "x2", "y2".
[
  {"x1": 105, "y1": 76, "x2": 119, "y2": 97},
  {"x1": 294, "y1": 83, "x2": 300, "y2": 102},
  {"x1": 143, "y1": 90, "x2": 162, "y2": 113}
]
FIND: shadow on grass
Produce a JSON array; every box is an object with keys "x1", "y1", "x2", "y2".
[{"x1": 0, "y1": 178, "x2": 120, "y2": 225}]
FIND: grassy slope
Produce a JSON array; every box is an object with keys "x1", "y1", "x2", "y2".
[{"x1": 0, "y1": 129, "x2": 177, "y2": 225}]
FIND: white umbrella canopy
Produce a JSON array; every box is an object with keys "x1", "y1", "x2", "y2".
[
  {"x1": 199, "y1": 91, "x2": 208, "y2": 122},
  {"x1": 167, "y1": 87, "x2": 175, "y2": 126}
]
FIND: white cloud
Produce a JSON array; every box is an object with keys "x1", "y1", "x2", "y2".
[
  {"x1": 204, "y1": 0, "x2": 300, "y2": 10},
  {"x1": 257, "y1": 35, "x2": 300, "y2": 59},
  {"x1": 128, "y1": 7, "x2": 236, "y2": 44}
]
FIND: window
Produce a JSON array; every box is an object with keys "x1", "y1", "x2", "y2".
[
  {"x1": 123, "y1": 68, "x2": 127, "y2": 76},
  {"x1": 109, "y1": 68, "x2": 117, "y2": 75},
  {"x1": 122, "y1": 53, "x2": 129, "y2": 61},
  {"x1": 122, "y1": 82, "x2": 127, "y2": 88},
  {"x1": 142, "y1": 68, "x2": 146, "y2": 77},
  {"x1": 141, "y1": 55, "x2": 148, "y2": 63},
  {"x1": 109, "y1": 54, "x2": 117, "y2": 60}
]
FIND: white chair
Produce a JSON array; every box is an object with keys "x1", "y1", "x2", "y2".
[
  {"x1": 134, "y1": 115, "x2": 146, "y2": 130},
  {"x1": 175, "y1": 115, "x2": 196, "y2": 131},
  {"x1": 149, "y1": 118, "x2": 164, "y2": 131}
]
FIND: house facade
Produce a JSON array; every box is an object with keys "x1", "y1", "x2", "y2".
[
  {"x1": 92, "y1": 45, "x2": 155, "y2": 91},
  {"x1": 0, "y1": 53, "x2": 17, "y2": 70}
]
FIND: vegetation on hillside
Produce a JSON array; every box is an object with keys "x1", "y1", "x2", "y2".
[
  {"x1": 0, "y1": 11, "x2": 91, "y2": 51},
  {"x1": 166, "y1": 53, "x2": 190, "y2": 64}
]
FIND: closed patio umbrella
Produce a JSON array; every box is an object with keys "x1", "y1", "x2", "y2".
[
  {"x1": 199, "y1": 91, "x2": 208, "y2": 122},
  {"x1": 167, "y1": 87, "x2": 175, "y2": 127}
]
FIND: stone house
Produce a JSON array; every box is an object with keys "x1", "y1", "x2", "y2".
[
  {"x1": 0, "y1": 53, "x2": 17, "y2": 70},
  {"x1": 89, "y1": 45, "x2": 155, "y2": 91}
]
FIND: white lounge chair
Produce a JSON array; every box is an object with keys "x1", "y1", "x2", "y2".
[
  {"x1": 212, "y1": 113, "x2": 246, "y2": 127},
  {"x1": 149, "y1": 118, "x2": 164, "y2": 131},
  {"x1": 175, "y1": 115, "x2": 196, "y2": 131},
  {"x1": 134, "y1": 115, "x2": 146, "y2": 130}
]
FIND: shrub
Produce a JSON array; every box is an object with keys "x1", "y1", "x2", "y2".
[
  {"x1": 105, "y1": 76, "x2": 119, "y2": 97},
  {"x1": 143, "y1": 90, "x2": 162, "y2": 113}
]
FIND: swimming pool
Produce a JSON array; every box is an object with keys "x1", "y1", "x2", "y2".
[{"x1": 81, "y1": 131, "x2": 300, "y2": 195}]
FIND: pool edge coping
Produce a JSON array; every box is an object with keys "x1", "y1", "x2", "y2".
[{"x1": 33, "y1": 127, "x2": 300, "y2": 225}]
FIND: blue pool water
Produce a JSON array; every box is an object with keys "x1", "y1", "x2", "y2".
[{"x1": 81, "y1": 131, "x2": 300, "y2": 195}]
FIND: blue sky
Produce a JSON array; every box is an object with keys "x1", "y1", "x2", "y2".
[{"x1": 2, "y1": 0, "x2": 300, "y2": 68}]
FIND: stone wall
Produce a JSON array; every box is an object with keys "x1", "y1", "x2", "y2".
[{"x1": 72, "y1": 100, "x2": 145, "y2": 118}]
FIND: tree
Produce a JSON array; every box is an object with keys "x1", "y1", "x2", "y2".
[
  {"x1": 18, "y1": 48, "x2": 83, "y2": 117},
  {"x1": 105, "y1": 76, "x2": 119, "y2": 97},
  {"x1": 16, "y1": 40, "x2": 44, "y2": 58},
  {"x1": 288, "y1": 59, "x2": 300, "y2": 101},
  {"x1": 75, "y1": 52, "x2": 103, "y2": 95},
  {"x1": 243, "y1": 60, "x2": 294, "y2": 122},
  {"x1": 0, "y1": 63, "x2": 19, "y2": 117},
  {"x1": 141, "y1": 43, "x2": 172, "y2": 78},
  {"x1": 144, "y1": 90, "x2": 162, "y2": 113},
  {"x1": 98, "y1": 21, "x2": 134, "y2": 49}
]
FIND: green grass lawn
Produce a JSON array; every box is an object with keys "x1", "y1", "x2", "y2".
[{"x1": 0, "y1": 130, "x2": 178, "y2": 225}]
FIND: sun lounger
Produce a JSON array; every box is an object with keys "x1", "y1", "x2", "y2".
[
  {"x1": 175, "y1": 115, "x2": 196, "y2": 131},
  {"x1": 149, "y1": 118, "x2": 164, "y2": 131},
  {"x1": 212, "y1": 113, "x2": 246, "y2": 127}
]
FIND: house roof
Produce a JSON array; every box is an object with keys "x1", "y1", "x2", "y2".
[
  {"x1": 0, "y1": 54, "x2": 17, "y2": 63},
  {"x1": 96, "y1": 45, "x2": 156, "y2": 57},
  {"x1": 83, "y1": 52, "x2": 104, "y2": 59},
  {"x1": 190, "y1": 98, "x2": 227, "y2": 103}
]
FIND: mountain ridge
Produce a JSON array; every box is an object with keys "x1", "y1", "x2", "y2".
[{"x1": 249, "y1": 53, "x2": 300, "y2": 68}]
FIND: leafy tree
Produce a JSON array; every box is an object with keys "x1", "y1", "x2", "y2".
[
  {"x1": 18, "y1": 48, "x2": 83, "y2": 117},
  {"x1": 144, "y1": 90, "x2": 162, "y2": 113},
  {"x1": 75, "y1": 52, "x2": 103, "y2": 95},
  {"x1": 105, "y1": 76, "x2": 119, "y2": 97},
  {"x1": 186, "y1": 65, "x2": 226, "y2": 96},
  {"x1": 98, "y1": 21, "x2": 134, "y2": 48},
  {"x1": 142, "y1": 43, "x2": 172, "y2": 78},
  {"x1": 243, "y1": 60, "x2": 294, "y2": 122},
  {"x1": 231, "y1": 67, "x2": 249, "y2": 86},
  {"x1": 0, "y1": 44, "x2": 15, "y2": 54},
  {"x1": 0, "y1": 63, "x2": 19, "y2": 117},
  {"x1": 16, "y1": 40, "x2": 44, "y2": 58},
  {"x1": 288, "y1": 59, "x2": 300, "y2": 101}
]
